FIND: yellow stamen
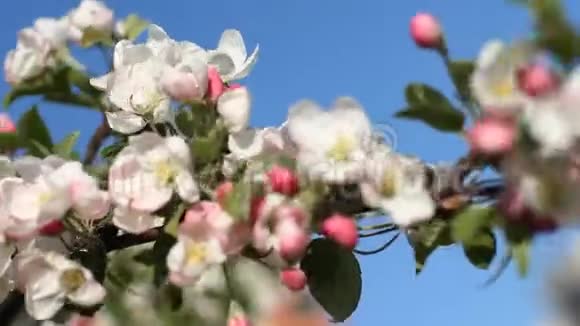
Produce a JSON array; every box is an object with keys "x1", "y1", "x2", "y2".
[
  {"x1": 60, "y1": 268, "x2": 86, "y2": 293},
  {"x1": 186, "y1": 243, "x2": 207, "y2": 264},
  {"x1": 38, "y1": 192, "x2": 54, "y2": 206},
  {"x1": 154, "y1": 160, "x2": 177, "y2": 186},
  {"x1": 327, "y1": 135, "x2": 355, "y2": 161},
  {"x1": 491, "y1": 78, "x2": 514, "y2": 97},
  {"x1": 381, "y1": 169, "x2": 397, "y2": 198}
]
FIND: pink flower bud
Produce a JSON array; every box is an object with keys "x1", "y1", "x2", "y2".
[
  {"x1": 0, "y1": 114, "x2": 16, "y2": 133},
  {"x1": 467, "y1": 115, "x2": 516, "y2": 156},
  {"x1": 321, "y1": 214, "x2": 358, "y2": 250},
  {"x1": 161, "y1": 69, "x2": 205, "y2": 102},
  {"x1": 410, "y1": 13, "x2": 442, "y2": 49},
  {"x1": 206, "y1": 66, "x2": 225, "y2": 101},
  {"x1": 228, "y1": 316, "x2": 252, "y2": 326},
  {"x1": 215, "y1": 181, "x2": 234, "y2": 206},
  {"x1": 277, "y1": 219, "x2": 309, "y2": 262},
  {"x1": 267, "y1": 165, "x2": 299, "y2": 196},
  {"x1": 517, "y1": 64, "x2": 559, "y2": 97},
  {"x1": 38, "y1": 219, "x2": 65, "y2": 236},
  {"x1": 280, "y1": 268, "x2": 307, "y2": 291}
]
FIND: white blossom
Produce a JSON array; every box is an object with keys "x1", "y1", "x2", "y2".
[
  {"x1": 67, "y1": 0, "x2": 114, "y2": 42},
  {"x1": 108, "y1": 132, "x2": 199, "y2": 233},
  {"x1": 286, "y1": 97, "x2": 373, "y2": 184},
  {"x1": 4, "y1": 28, "x2": 52, "y2": 85},
  {"x1": 15, "y1": 250, "x2": 105, "y2": 320},
  {"x1": 471, "y1": 40, "x2": 534, "y2": 111},
  {"x1": 360, "y1": 151, "x2": 435, "y2": 227},
  {"x1": 217, "y1": 87, "x2": 251, "y2": 133}
]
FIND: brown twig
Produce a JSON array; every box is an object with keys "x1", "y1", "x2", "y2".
[{"x1": 83, "y1": 114, "x2": 111, "y2": 165}]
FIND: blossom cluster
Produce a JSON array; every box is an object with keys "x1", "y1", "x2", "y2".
[{"x1": 467, "y1": 39, "x2": 580, "y2": 228}]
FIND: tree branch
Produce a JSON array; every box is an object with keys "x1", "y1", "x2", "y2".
[{"x1": 83, "y1": 114, "x2": 111, "y2": 165}]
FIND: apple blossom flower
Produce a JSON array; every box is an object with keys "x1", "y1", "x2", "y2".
[
  {"x1": 91, "y1": 25, "x2": 211, "y2": 133},
  {"x1": 108, "y1": 132, "x2": 199, "y2": 233},
  {"x1": 471, "y1": 40, "x2": 535, "y2": 112},
  {"x1": 4, "y1": 28, "x2": 52, "y2": 85},
  {"x1": 409, "y1": 13, "x2": 442, "y2": 49},
  {"x1": 360, "y1": 151, "x2": 435, "y2": 228},
  {"x1": 15, "y1": 250, "x2": 105, "y2": 320},
  {"x1": 67, "y1": 0, "x2": 114, "y2": 42},
  {"x1": 207, "y1": 29, "x2": 259, "y2": 82},
  {"x1": 90, "y1": 42, "x2": 170, "y2": 134},
  {"x1": 166, "y1": 202, "x2": 237, "y2": 286},
  {"x1": 286, "y1": 97, "x2": 373, "y2": 184}
]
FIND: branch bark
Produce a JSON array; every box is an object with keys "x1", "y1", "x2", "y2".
[{"x1": 83, "y1": 114, "x2": 111, "y2": 165}]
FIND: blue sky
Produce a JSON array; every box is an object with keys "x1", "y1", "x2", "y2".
[{"x1": 2, "y1": 0, "x2": 580, "y2": 325}]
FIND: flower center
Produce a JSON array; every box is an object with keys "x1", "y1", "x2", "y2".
[
  {"x1": 130, "y1": 91, "x2": 164, "y2": 116},
  {"x1": 327, "y1": 135, "x2": 355, "y2": 161},
  {"x1": 154, "y1": 160, "x2": 177, "y2": 186},
  {"x1": 186, "y1": 242, "x2": 208, "y2": 265},
  {"x1": 381, "y1": 169, "x2": 397, "y2": 198},
  {"x1": 38, "y1": 192, "x2": 54, "y2": 206},
  {"x1": 491, "y1": 78, "x2": 514, "y2": 98},
  {"x1": 60, "y1": 268, "x2": 86, "y2": 293}
]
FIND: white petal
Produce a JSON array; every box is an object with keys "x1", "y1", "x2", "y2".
[
  {"x1": 112, "y1": 208, "x2": 161, "y2": 234},
  {"x1": 128, "y1": 131, "x2": 164, "y2": 151},
  {"x1": 0, "y1": 244, "x2": 14, "y2": 277},
  {"x1": 332, "y1": 97, "x2": 372, "y2": 146},
  {"x1": 207, "y1": 51, "x2": 236, "y2": 80},
  {"x1": 25, "y1": 269, "x2": 65, "y2": 320},
  {"x1": 165, "y1": 136, "x2": 192, "y2": 167},
  {"x1": 231, "y1": 44, "x2": 259, "y2": 81},
  {"x1": 113, "y1": 41, "x2": 151, "y2": 69},
  {"x1": 217, "y1": 29, "x2": 247, "y2": 68},
  {"x1": 128, "y1": 172, "x2": 173, "y2": 212},
  {"x1": 68, "y1": 280, "x2": 105, "y2": 306},
  {"x1": 89, "y1": 73, "x2": 111, "y2": 90},
  {"x1": 175, "y1": 171, "x2": 199, "y2": 203},
  {"x1": 228, "y1": 129, "x2": 264, "y2": 160},
  {"x1": 476, "y1": 40, "x2": 505, "y2": 70},
  {"x1": 217, "y1": 87, "x2": 251, "y2": 133},
  {"x1": 166, "y1": 240, "x2": 186, "y2": 273},
  {"x1": 105, "y1": 111, "x2": 146, "y2": 134},
  {"x1": 382, "y1": 191, "x2": 435, "y2": 228},
  {"x1": 13, "y1": 156, "x2": 43, "y2": 181}
]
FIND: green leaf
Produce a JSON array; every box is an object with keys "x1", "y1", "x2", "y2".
[
  {"x1": 462, "y1": 229, "x2": 497, "y2": 269},
  {"x1": 0, "y1": 133, "x2": 21, "y2": 149},
  {"x1": 301, "y1": 238, "x2": 362, "y2": 322},
  {"x1": 451, "y1": 206, "x2": 497, "y2": 243},
  {"x1": 395, "y1": 104, "x2": 465, "y2": 132},
  {"x1": 152, "y1": 231, "x2": 177, "y2": 286},
  {"x1": 53, "y1": 131, "x2": 80, "y2": 159},
  {"x1": 80, "y1": 27, "x2": 114, "y2": 47},
  {"x1": 511, "y1": 238, "x2": 530, "y2": 277},
  {"x1": 4, "y1": 75, "x2": 52, "y2": 108},
  {"x1": 123, "y1": 14, "x2": 150, "y2": 40},
  {"x1": 448, "y1": 60, "x2": 475, "y2": 102},
  {"x1": 527, "y1": 0, "x2": 579, "y2": 65},
  {"x1": 100, "y1": 140, "x2": 127, "y2": 161},
  {"x1": 17, "y1": 106, "x2": 53, "y2": 156},
  {"x1": 410, "y1": 218, "x2": 454, "y2": 274},
  {"x1": 405, "y1": 83, "x2": 449, "y2": 106},
  {"x1": 29, "y1": 140, "x2": 52, "y2": 158}
]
